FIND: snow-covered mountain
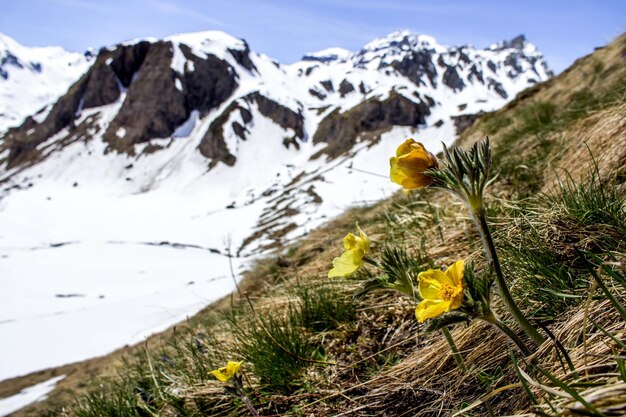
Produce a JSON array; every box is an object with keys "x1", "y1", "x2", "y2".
[
  {"x1": 0, "y1": 30, "x2": 551, "y2": 380},
  {"x1": 0, "y1": 33, "x2": 93, "y2": 134}
]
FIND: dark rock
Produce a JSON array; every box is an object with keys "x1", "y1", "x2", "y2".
[
  {"x1": 179, "y1": 44, "x2": 238, "y2": 115},
  {"x1": 487, "y1": 60, "x2": 497, "y2": 73},
  {"x1": 504, "y1": 53, "x2": 523, "y2": 77},
  {"x1": 443, "y1": 66, "x2": 465, "y2": 91},
  {"x1": 458, "y1": 103, "x2": 467, "y2": 111},
  {"x1": 108, "y1": 41, "x2": 151, "y2": 87},
  {"x1": 309, "y1": 89, "x2": 326, "y2": 100},
  {"x1": 338, "y1": 79, "x2": 355, "y2": 97},
  {"x1": 244, "y1": 92, "x2": 304, "y2": 139},
  {"x1": 452, "y1": 112, "x2": 485, "y2": 135},
  {"x1": 305, "y1": 66, "x2": 317, "y2": 76},
  {"x1": 232, "y1": 121, "x2": 247, "y2": 140},
  {"x1": 103, "y1": 42, "x2": 187, "y2": 151},
  {"x1": 5, "y1": 73, "x2": 89, "y2": 167},
  {"x1": 320, "y1": 80, "x2": 334, "y2": 92},
  {"x1": 228, "y1": 40, "x2": 257, "y2": 73},
  {"x1": 468, "y1": 64, "x2": 484, "y2": 84},
  {"x1": 81, "y1": 55, "x2": 121, "y2": 109},
  {"x1": 199, "y1": 92, "x2": 304, "y2": 167},
  {"x1": 358, "y1": 81, "x2": 369, "y2": 95},
  {"x1": 282, "y1": 135, "x2": 300, "y2": 150},
  {"x1": 198, "y1": 100, "x2": 241, "y2": 167},
  {"x1": 433, "y1": 119, "x2": 444, "y2": 128},
  {"x1": 239, "y1": 107, "x2": 253, "y2": 124},
  {"x1": 424, "y1": 95, "x2": 436, "y2": 107},
  {"x1": 487, "y1": 78, "x2": 508, "y2": 99},
  {"x1": 388, "y1": 49, "x2": 438, "y2": 87},
  {"x1": 312, "y1": 91, "x2": 430, "y2": 158}
]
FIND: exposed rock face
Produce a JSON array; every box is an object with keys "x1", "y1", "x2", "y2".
[
  {"x1": 199, "y1": 92, "x2": 305, "y2": 167},
  {"x1": 338, "y1": 79, "x2": 355, "y2": 97},
  {"x1": 82, "y1": 42, "x2": 151, "y2": 109},
  {"x1": 4, "y1": 39, "x2": 239, "y2": 163},
  {"x1": 103, "y1": 42, "x2": 188, "y2": 151},
  {"x1": 180, "y1": 45, "x2": 239, "y2": 115},
  {"x1": 388, "y1": 50, "x2": 438, "y2": 87},
  {"x1": 244, "y1": 92, "x2": 304, "y2": 139},
  {"x1": 488, "y1": 78, "x2": 508, "y2": 99},
  {"x1": 320, "y1": 80, "x2": 334, "y2": 92},
  {"x1": 198, "y1": 101, "x2": 241, "y2": 167},
  {"x1": 312, "y1": 92, "x2": 430, "y2": 158},
  {"x1": 451, "y1": 112, "x2": 484, "y2": 136},
  {"x1": 227, "y1": 40, "x2": 257, "y2": 73},
  {"x1": 442, "y1": 66, "x2": 465, "y2": 91},
  {"x1": 5, "y1": 76, "x2": 88, "y2": 167}
]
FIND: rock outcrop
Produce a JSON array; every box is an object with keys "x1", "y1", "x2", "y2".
[{"x1": 312, "y1": 92, "x2": 430, "y2": 158}]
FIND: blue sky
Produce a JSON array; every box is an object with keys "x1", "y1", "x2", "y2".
[{"x1": 1, "y1": 0, "x2": 625, "y2": 73}]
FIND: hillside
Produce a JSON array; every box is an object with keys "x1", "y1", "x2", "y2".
[{"x1": 1, "y1": 33, "x2": 625, "y2": 416}]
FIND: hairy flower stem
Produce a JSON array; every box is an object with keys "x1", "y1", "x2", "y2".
[
  {"x1": 233, "y1": 378, "x2": 259, "y2": 417},
  {"x1": 474, "y1": 207, "x2": 545, "y2": 346},
  {"x1": 482, "y1": 310, "x2": 532, "y2": 356},
  {"x1": 441, "y1": 326, "x2": 467, "y2": 372},
  {"x1": 363, "y1": 256, "x2": 381, "y2": 268}
]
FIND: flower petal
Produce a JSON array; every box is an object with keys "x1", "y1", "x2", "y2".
[
  {"x1": 226, "y1": 361, "x2": 242, "y2": 376},
  {"x1": 328, "y1": 249, "x2": 364, "y2": 277},
  {"x1": 356, "y1": 223, "x2": 370, "y2": 252},
  {"x1": 415, "y1": 299, "x2": 451, "y2": 323},
  {"x1": 390, "y1": 156, "x2": 408, "y2": 186},
  {"x1": 396, "y1": 138, "x2": 426, "y2": 157},
  {"x1": 418, "y1": 268, "x2": 453, "y2": 300},
  {"x1": 445, "y1": 260, "x2": 465, "y2": 286},
  {"x1": 210, "y1": 367, "x2": 231, "y2": 382},
  {"x1": 450, "y1": 286, "x2": 464, "y2": 309},
  {"x1": 343, "y1": 232, "x2": 359, "y2": 251}
]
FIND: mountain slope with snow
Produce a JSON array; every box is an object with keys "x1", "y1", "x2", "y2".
[
  {"x1": 0, "y1": 30, "x2": 551, "y2": 380},
  {"x1": 0, "y1": 34, "x2": 93, "y2": 134}
]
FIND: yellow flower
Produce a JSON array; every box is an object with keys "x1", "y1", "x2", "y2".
[
  {"x1": 415, "y1": 260, "x2": 465, "y2": 323},
  {"x1": 210, "y1": 360, "x2": 243, "y2": 382},
  {"x1": 390, "y1": 138, "x2": 438, "y2": 189},
  {"x1": 328, "y1": 223, "x2": 370, "y2": 277}
]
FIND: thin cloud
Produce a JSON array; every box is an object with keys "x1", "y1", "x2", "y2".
[{"x1": 149, "y1": 1, "x2": 232, "y2": 28}]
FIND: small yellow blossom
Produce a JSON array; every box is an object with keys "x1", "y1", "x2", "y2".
[
  {"x1": 415, "y1": 260, "x2": 464, "y2": 323},
  {"x1": 390, "y1": 138, "x2": 438, "y2": 189},
  {"x1": 210, "y1": 360, "x2": 243, "y2": 382},
  {"x1": 328, "y1": 223, "x2": 370, "y2": 277}
]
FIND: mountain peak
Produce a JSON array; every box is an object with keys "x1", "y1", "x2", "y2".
[
  {"x1": 301, "y1": 47, "x2": 352, "y2": 62},
  {"x1": 165, "y1": 30, "x2": 247, "y2": 51},
  {"x1": 488, "y1": 34, "x2": 537, "y2": 54},
  {"x1": 362, "y1": 30, "x2": 441, "y2": 53}
]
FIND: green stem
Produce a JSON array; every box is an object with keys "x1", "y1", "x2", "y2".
[
  {"x1": 474, "y1": 207, "x2": 545, "y2": 346},
  {"x1": 441, "y1": 326, "x2": 467, "y2": 372},
  {"x1": 362, "y1": 256, "x2": 381, "y2": 268},
  {"x1": 482, "y1": 310, "x2": 532, "y2": 356},
  {"x1": 233, "y1": 377, "x2": 259, "y2": 417}
]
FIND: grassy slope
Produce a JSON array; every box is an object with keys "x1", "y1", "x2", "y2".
[{"x1": 4, "y1": 33, "x2": 626, "y2": 416}]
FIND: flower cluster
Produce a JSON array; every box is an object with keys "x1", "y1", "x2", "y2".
[{"x1": 328, "y1": 136, "x2": 542, "y2": 358}]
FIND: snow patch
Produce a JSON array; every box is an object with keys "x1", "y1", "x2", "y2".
[{"x1": 0, "y1": 375, "x2": 64, "y2": 417}]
